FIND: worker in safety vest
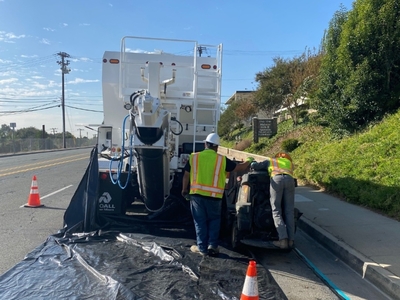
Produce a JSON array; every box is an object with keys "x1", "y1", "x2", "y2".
[
  {"x1": 250, "y1": 152, "x2": 295, "y2": 249},
  {"x1": 182, "y1": 133, "x2": 254, "y2": 256}
]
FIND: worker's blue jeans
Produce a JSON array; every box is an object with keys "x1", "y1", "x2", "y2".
[{"x1": 189, "y1": 194, "x2": 222, "y2": 253}]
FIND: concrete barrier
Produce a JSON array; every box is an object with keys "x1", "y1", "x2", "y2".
[{"x1": 218, "y1": 146, "x2": 269, "y2": 162}]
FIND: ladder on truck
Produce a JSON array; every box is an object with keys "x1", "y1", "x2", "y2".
[{"x1": 191, "y1": 42, "x2": 223, "y2": 152}]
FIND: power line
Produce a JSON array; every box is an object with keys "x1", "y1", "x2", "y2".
[
  {"x1": 0, "y1": 104, "x2": 60, "y2": 115},
  {"x1": 0, "y1": 55, "x2": 57, "y2": 73},
  {"x1": 65, "y1": 104, "x2": 103, "y2": 113}
]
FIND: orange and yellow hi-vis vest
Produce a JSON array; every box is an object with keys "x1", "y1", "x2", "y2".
[
  {"x1": 189, "y1": 149, "x2": 227, "y2": 199},
  {"x1": 268, "y1": 157, "x2": 294, "y2": 177}
]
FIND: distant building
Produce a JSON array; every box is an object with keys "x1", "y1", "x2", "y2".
[
  {"x1": 225, "y1": 90, "x2": 269, "y2": 119},
  {"x1": 225, "y1": 90, "x2": 254, "y2": 105},
  {"x1": 226, "y1": 91, "x2": 309, "y2": 124}
]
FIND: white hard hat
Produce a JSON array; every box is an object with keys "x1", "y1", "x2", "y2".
[{"x1": 204, "y1": 133, "x2": 220, "y2": 146}]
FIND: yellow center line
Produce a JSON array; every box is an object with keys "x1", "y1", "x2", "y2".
[{"x1": 0, "y1": 156, "x2": 89, "y2": 177}]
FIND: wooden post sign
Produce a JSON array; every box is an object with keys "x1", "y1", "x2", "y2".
[{"x1": 252, "y1": 118, "x2": 277, "y2": 143}]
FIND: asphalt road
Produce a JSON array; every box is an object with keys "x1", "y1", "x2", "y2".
[
  {"x1": 0, "y1": 149, "x2": 390, "y2": 299},
  {"x1": 0, "y1": 148, "x2": 90, "y2": 273}
]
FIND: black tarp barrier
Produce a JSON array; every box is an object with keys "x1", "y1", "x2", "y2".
[
  {"x1": 0, "y1": 230, "x2": 286, "y2": 299},
  {"x1": 0, "y1": 147, "x2": 288, "y2": 299},
  {"x1": 63, "y1": 146, "x2": 100, "y2": 233}
]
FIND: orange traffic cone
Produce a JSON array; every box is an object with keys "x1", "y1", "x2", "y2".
[
  {"x1": 24, "y1": 175, "x2": 44, "y2": 208},
  {"x1": 240, "y1": 260, "x2": 259, "y2": 300}
]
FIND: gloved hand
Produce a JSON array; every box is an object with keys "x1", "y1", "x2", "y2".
[
  {"x1": 246, "y1": 157, "x2": 255, "y2": 163},
  {"x1": 181, "y1": 190, "x2": 190, "y2": 201}
]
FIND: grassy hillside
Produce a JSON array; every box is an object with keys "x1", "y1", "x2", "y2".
[{"x1": 222, "y1": 111, "x2": 400, "y2": 221}]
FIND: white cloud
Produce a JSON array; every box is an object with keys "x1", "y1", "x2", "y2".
[
  {"x1": 0, "y1": 31, "x2": 26, "y2": 43},
  {"x1": 0, "y1": 78, "x2": 18, "y2": 85},
  {"x1": 5, "y1": 32, "x2": 25, "y2": 39},
  {"x1": 79, "y1": 23, "x2": 90, "y2": 26},
  {"x1": 70, "y1": 57, "x2": 93, "y2": 63},
  {"x1": 109, "y1": 3, "x2": 113, "y2": 7},
  {"x1": 2, "y1": 87, "x2": 60, "y2": 98},
  {"x1": 67, "y1": 78, "x2": 99, "y2": 84},
  {"x1": 0, "y1": 58, "x2": 12, "y2": 63},
  {"x1": 40, "y1": 38, "x2": 50, "y2": 45},
  {"x1": 30, "y1": 80, "x2": 60, "y2": 89},
  {"x1": 126, "y1": 48, "x2": 160, "y2": 54},
  {"x1": 0, "y1": 70, "x2": 17, "y2": 77},
  {"x1": 62, "y1": 23, "x2": 68, "y2": 27},
  {"x1": 43, "y1": 27, "x2": 55, "y2": 32},
  {"x1": 21, "y1": 54, "x2": 39, "y2": 58}
]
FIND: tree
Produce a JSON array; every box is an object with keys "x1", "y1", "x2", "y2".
[
  {"x1": 254, "y1": 57, "x2": 293, "y2": 117},
  {"x1": 316, "y1": 0, "x2": 400, "y2": 133},
  {"x1": 15, "y1": 127, "x2": 44, "y2": 139},
  {"x1": 255, "y1": 50, "x2": 322, "y2": 125},
  {"x1": 0, "y1": 124, "x2": 12, "y2": 141},
  {"x1": 234, "y1": 95, "x2": 257, "y2": 122},
  {"x1": 218, "y1": 101, "x2": 241, "y2": 138}
]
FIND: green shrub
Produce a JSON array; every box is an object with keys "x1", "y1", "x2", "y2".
[{"x1": 282, "y1": 138, "x2": 299, "y2": 152}]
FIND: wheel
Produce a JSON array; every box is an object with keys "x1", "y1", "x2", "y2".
[{"x1": 231, "y1": 219, "x2": 242, "y2": 250}]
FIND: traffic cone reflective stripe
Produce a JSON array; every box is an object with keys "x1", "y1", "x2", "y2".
[
  {"x1": 24, "y1": 175, "x2": 44, "y2": 208},
  {"x1": 241, "y1": 260, "x2": 259, "y2": 300}
]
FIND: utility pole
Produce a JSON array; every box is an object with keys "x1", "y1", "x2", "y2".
[
  {"x1": 50, "y1": 128, "x2": 57, "y2": 136},
  {"x1": 77, "y1": 128, "x2": 84, "y2": 147},
  {"x1": 57, "y1": 52, "x2": 71, "y2": 149},
  {"x1": 197, "y1": 46, "x2": 206, "y2": 57}
]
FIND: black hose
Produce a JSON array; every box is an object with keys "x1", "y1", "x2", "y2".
[{"x1": 170, "y1": 117, "x2": 183, "y2": 135}]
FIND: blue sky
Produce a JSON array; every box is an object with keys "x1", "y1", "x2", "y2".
[{"x1": 0, "y1": 0, "x2": 355, "y2": 137}]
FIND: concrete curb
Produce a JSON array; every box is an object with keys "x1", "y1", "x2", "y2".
[{"x1": 298, "y1": 217, "x2": 400, "y2": 300}]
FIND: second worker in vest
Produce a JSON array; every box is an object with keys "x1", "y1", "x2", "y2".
[
  {"x1": 250, "y1": 152, "x2": 295, "y2": 249},
  {"x1": 182, "y1": 133, "x2": 254, "y2": 256}
]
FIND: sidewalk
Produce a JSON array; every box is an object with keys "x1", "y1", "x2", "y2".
[{"x1": 295, "y1": 186, "x2": 400, "y2": 300}]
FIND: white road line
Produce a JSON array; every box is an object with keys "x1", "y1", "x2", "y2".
[
  {"x1": 20, "y1": 185, "x2": 74, "y2": 207},
  {"x1": 41, "y1": 185, "x2": 73, "y2": 199}
]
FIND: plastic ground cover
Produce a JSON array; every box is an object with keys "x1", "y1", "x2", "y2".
[{"x1": 0, "y1": 147, "x2": 287, "y2": 299}]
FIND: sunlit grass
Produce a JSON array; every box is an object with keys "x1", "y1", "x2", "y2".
[{"x1": 221, "y1": 111, "x2": 400, "y2": 220}]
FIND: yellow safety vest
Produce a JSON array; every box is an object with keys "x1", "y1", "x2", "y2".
[
  {"x1": 268, "y1": 157, "x2": 294, "y2": 177},
  {"x1": 189, "y1": 149, "x2": 227, "y2": 198}
]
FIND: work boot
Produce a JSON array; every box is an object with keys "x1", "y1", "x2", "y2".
[
  {"x1": 190, "y1": 245, "x2": 207, "y2": 256},
  {"x1": 288, "y1": 240, "x2": 294, "y2": 249},
  {"x1": 207, "y1": 245, "x2": 219, "y2": 256},
  {"x1": 273, "y1": 238, "x2": 288, "y2": 249}
]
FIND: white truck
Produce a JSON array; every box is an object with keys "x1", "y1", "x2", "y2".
[{"x1": 95, "y1": 36, "x2": 222, "y2": 218}]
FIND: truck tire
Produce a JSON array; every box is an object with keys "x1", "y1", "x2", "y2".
[{"x1": 231, "y1": 219, "x2": 243, "y2": 250}]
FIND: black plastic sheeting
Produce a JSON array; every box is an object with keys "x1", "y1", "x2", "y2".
[{"x1": 0, "y1": 147, "x2": 287, "y2": 299}]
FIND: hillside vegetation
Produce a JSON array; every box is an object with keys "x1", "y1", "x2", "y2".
[
  {"x1": 219, "y1": 0, "x2": 400, "y2": 221},
  {"x1": 221, "y1": 110, "x2": 400, "y2": 221}
]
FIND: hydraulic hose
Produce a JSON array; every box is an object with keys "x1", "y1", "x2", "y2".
[{"x1": 109, "y1": 114, "x2": 134, "y2": 189}]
